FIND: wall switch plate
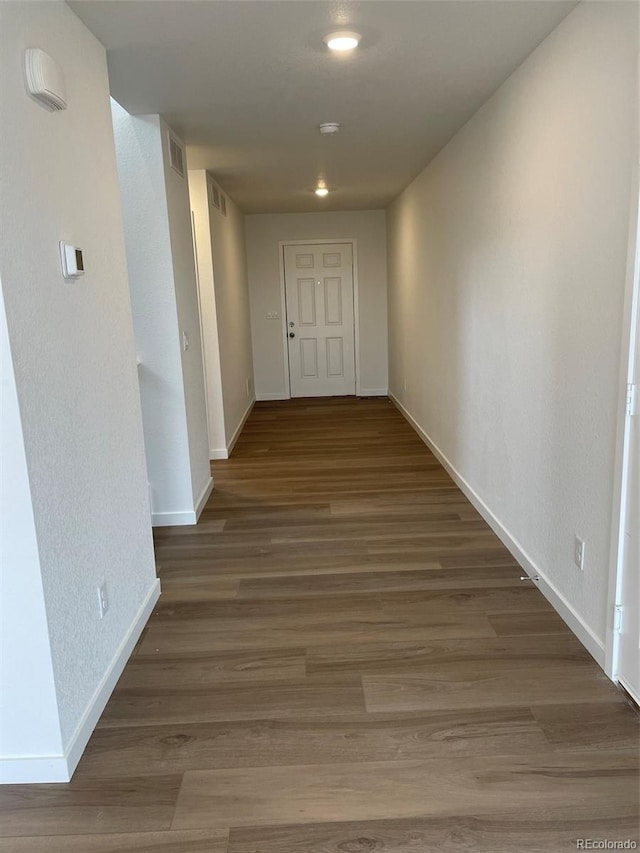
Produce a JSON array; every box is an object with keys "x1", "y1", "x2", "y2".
[
  {"x1": 97, "y1": 582, "x2": 109, "y2": 619},
  {"x1": 403, "y1": 379, "x2": 408, "y2": 392},
  {"x1": 182, "y1": 331, "x2": 189, "y2": 352},
  {"x1": 574, "y1": 535, "x2": 585, "y2": 571},
  {"x1": 267, "y1": 311, "x2": 279, "y2": 319}
]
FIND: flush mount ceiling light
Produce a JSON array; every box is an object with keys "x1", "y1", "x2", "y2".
[
  {"x1": 323, "y1": 31, "x2": 361, "y2": 52},
  {"x1": 319, "y1": 122, "x2": 341, "y2": 136},
  {"x1": 315, "y1": 186, "x2": 330, "y2": 197}
]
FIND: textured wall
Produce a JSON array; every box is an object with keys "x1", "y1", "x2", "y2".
[
  {"x1": 112, "y1": 109, "x2": 211, "y2": 516},
  {"x1": 245, "y1": 210, "x2": 388, "y2": 398},
  {"x1": 0, "y1": 1, "x2": 157, "y2": 747},
  {"x1": 159, "y1": 124, "x2": 211, "y2": 504},
  {"x1": 387, "y1": 1, "x2": 637, "y2": 646},
  {"x1": 188, "y1": 170, "x2": 227, "y2": 455},
  {"x1": 212, "y1": 189, "x2": 256, "y2": 443},
  {"x1": 112, "y1": 108, "x2": 194, "y2": 515},
  {"x1": 0, "y1": 294, "x2": 62, "y2": 762},
  {"x1": 189, "y1": 175, "x2": 255, "y2": 447}
]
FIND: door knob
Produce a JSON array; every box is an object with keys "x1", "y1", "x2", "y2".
[{"x1": 289, "y1": 332, "x2": 295, "y2": 338}]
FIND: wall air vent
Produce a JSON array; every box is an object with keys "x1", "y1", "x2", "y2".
[
  {"x1": 206, "y1": 173, "x2": 219, "y2": 209},
  {"x1": 207, "y1": 173, "x2": 226, "y2": 215},
  {"x1": 168, "y1": 133, "x2": 185, "y2": 177},
  {"x1": 24, "y1": 48, "x2": 67, "y2": 111}
]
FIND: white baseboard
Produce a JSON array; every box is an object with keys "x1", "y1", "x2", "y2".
[
  {"x1": 152, "y1": 476, "x2": 214, "y2": 525},
  {"x1": 0, "y1": 754, "x2": 70, "y2": 785},
  {"x1": 359, "y1": 388, "x2": 388, "y2": 397},
  {"x1": 226, "y1": 398, "x2": 255, "y2": 457},
  {"x1": 194, "y1": 476, "x2": 214, "y2": 520},
  {"x1": 210, "y1": 400, "x2": 254, "y2": 460},
  {"x1": 151, "y1": 508, "x2": 196, "y2": 526},
  {"x1": 389, "y1": 392, "x2": 605, "y2": 668},
  {"x1": 255, "y1": 391, "x2": 388, "y2": 400},
  {"x1": 255, "y1": 392, "x2": 289, "y2": 401},
  {"x1": 1, "y1": 579, "x2": 161, "y2": 784}
]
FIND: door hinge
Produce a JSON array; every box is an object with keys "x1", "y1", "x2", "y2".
[
  {"x1": 627, "y1": 383, "x2": 637, "y2": 417},
  {"x1": 614, "y1": 604, "x2": 623, "y2": 633}
]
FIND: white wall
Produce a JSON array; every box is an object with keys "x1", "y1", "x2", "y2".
[
  {"x1": 112, "y1": 109, "x2": 211, "y2": 523},
  {"x1": 0, "y1": 292, "x2": 63, "y2": 776},
  {"x1": 245, "y1": 211, "x2": 388, "y2": 398},
  {"x1": 0, "y1": 0, "x2": 158, "y2": 780},
  {"x1": 189, "y1": 170, "x2": 227, "y2": 456},
  {"x1": 160, "y1": 125, "x2": 211, "y2": 506},
  {"x1": 387, "y1": 1, "x2": 638, "y2": 659},
  {"x1": 189, "y1": 171, "x2": 255, "y2": 454}
]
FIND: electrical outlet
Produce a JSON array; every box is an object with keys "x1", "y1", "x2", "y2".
[
  {"x1": 97, "y1": 582, "x2": 109, "y2": 619},
  {"x1": 574, "y1": 535, "x2": 585, "y2": 571}
]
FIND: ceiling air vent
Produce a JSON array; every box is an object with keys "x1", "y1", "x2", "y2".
[{"x1": 168, "y1": 132, "x2": 185, "y2": 177}]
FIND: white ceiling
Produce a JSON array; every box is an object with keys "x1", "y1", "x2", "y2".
[{"x1": 70, "y1": 0, "x2": 577, "y2": 213}]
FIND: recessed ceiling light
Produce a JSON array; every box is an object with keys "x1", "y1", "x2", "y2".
[
  {"x1": 323, "y1": 31, "x2": 361, "y2": 52},
  {"x1": 315, "y1": 187, "x2": 329, "y2": 197},
  {"x1": 319, "y1": 122, "x2": 341, "y2": 136}
]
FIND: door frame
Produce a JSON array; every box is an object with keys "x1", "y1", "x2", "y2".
[
  {"x1": 605, "y1": 160, "x2": 640, "y2": 684},
  {"x1": 278, "y1": 239, "x2": 361, "y2": 399}
]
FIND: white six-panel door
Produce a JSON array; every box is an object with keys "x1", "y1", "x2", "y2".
[{"x1": 283, "y1": 243, "x2": 356, "y2": 397}]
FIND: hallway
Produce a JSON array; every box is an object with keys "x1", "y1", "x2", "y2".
[{"x1": 2, "y1": 397, "x2": 638, "y2": 851}]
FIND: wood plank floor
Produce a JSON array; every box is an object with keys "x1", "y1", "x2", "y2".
[{"x1": 1, "y1": 397, "x2": 638, "y2": 852}]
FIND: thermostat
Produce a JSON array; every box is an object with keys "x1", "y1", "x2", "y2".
[{"x1": 60, "y1": 242, "x2": 84, "y2": 279}]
